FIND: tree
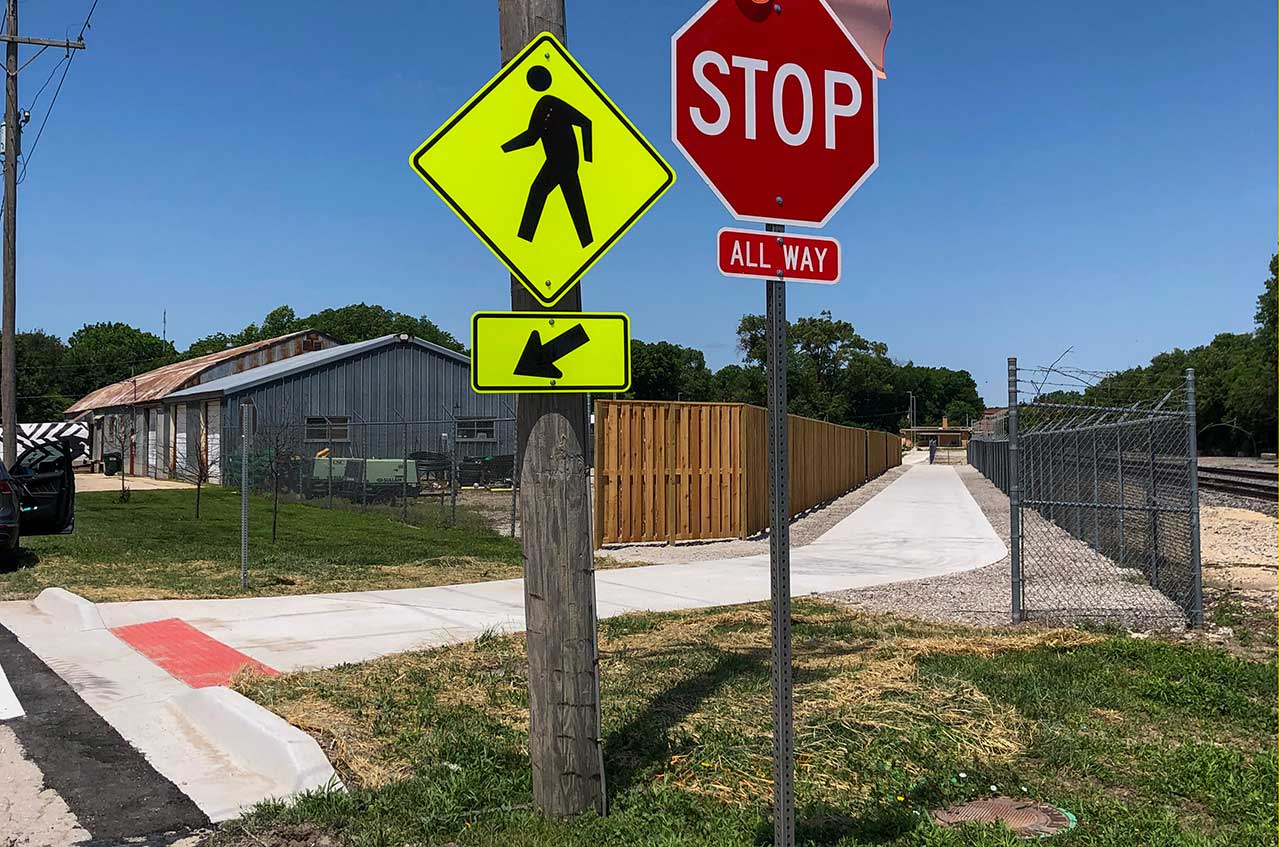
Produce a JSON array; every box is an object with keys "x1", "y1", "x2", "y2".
[
  {"x1": 301, "y1": 303, "x2": 464, "y2": 351},
  {"x1": 171, "y1": 440, "x2": 212, "y2": 520},
  {"x1": 1256, "y1": 254, "x2": 1277, "y2": 356},
  {"x1": 0, "y1": 330, "x2": 72, "y2": 421},
  {"x1": 627, "y1": 340, "x2": 714, "y2": 401},
  {"x1": 102, "y1": 413, "x2": 136, "y2": 502},
  {"x1": 709, "y1": 363, "x2": 764, "y2": 405},
  {"x1": 254, "y1": 415, "x2": 302, "y2": 543},
  {"x1": 1077, "y1": 253, "x2": 1279, "y2": 455},
  {"x1": 727, "y1": 309, "x2": 981, "y2": 431},
  {"x1": 185, "y1": 303, "x2": 466, "y2": 359},
  {"x1": 64, "y1": 323, "x2": 176, "y2": 399},
  {"x1": 944, "y1": 399, "x2": 979, "y2": 426},
  {"x1": 170, "y1": 409, "x2": 219, "y2": 521}
]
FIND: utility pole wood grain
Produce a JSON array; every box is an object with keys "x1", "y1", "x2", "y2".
[
  {"x1": 2, "y1": 0, "x2": 17, "y2": 468},
  {"x1": 498, "y1": 0, "x2": 605, "y2": 819}
]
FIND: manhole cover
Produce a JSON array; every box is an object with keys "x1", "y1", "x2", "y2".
[{"x1": 931, "y1": 796, "x2": 1076, "y2": 838}]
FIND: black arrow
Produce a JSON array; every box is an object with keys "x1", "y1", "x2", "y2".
[{"x1": 514, "y1": 323, "x2": 591, "y2": 379}]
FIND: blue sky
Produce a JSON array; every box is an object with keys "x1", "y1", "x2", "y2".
[{"x1": 14, "y1": 0, "x2": 1276, "y2": 405}]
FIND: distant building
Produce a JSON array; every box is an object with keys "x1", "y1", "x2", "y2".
[
  {"x1": 65, "y1": 331, "x2": 338, "y2": 479},
  {"x1": 66, "y1": 331, "x2": 514, "y2": 485},
  {"x1": 901, "y1": 416, "x2": 972, "y2": 449},
  {"x1": 158, "y1": 333, "x2": 514, "y2": 485}
]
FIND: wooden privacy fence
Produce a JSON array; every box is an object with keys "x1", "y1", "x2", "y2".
[{"x1": 594, "y1": 400, "x2": 902, "y2": 546}]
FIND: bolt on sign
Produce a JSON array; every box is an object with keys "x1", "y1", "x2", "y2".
[
  {"x1": 470, "y1": 312, "x2": 630, "y2": 394},
  {"x1": 410, "y1": 33, "x2": 675, "y2": 306},
  {"x1": 672, "y1": 0, "x2": 878, "y2": 227},
  {"x1": 717, "y1": 227, "x2": 840, "y2": 283}
]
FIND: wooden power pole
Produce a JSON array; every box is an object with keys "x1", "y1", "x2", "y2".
[
  {"x1": 497, "y1": 0, "x2": 605, "y2": 819},
  {"x1": 0, "y1": 0, "x2": 85, "y2": 466}
]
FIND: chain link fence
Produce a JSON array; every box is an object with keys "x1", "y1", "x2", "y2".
[
  {"x1": 223, "y1": 416, "x2": 521, "y2": 544},
  {"x1": 969, "y1": 359, "x2": 1202, "y2": 628}
]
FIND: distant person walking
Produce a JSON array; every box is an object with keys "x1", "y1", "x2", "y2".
[
  {"x1": 502, "y1": 65, "x2": 594, "y2": 248},
  {"x1": 928, "y1": 437, "x2": 937, "y2": 465}
]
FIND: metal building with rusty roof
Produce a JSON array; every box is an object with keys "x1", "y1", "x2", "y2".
[{"x1": 69, "y1": 330, "x2": 339, "y2": 479}]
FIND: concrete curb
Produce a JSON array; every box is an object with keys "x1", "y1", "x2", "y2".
[
  {"x1": 33, "y1": 588, "x2": 105, "y2": 631},
  {"x1": 172, "y1": 686, "x2": 340, "y2": 798}
]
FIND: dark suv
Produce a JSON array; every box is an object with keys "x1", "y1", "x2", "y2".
[{"x1": 0, "y1": 438, "x2": 77, "y2": 555}]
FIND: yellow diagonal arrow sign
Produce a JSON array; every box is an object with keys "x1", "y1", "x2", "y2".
[{"x1": 471, "y1": 312, "x2": 630, "y2": 394}]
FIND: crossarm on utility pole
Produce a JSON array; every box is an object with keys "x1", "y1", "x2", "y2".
[{"x1": 0, "y1": 34, "x2": 84, "y2": 49}]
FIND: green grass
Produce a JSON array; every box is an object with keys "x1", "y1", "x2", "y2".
[
  {"x1": 225, "y1": 601, "x2": 1278, "y2": 846},
  {"x1": 0, "y1": 486, "x2": 523, "y2": 601}
]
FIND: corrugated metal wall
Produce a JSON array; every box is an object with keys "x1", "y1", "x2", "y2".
[{"x1": 217, "y1": 340, "x2": 516, "y2": 478}]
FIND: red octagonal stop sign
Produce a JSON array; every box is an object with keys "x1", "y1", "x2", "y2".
[{"x1": 672, "y1": 0, "x2": 878, "y2": 228}]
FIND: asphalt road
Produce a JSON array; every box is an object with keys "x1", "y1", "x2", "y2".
[{"x1": 0, "y1": 622, "x2": 210, "y2": 846}]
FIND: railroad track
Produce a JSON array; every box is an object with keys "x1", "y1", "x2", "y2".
[{"x1": 1197, "y1": 465, "x2": 1278, "y2": 501}]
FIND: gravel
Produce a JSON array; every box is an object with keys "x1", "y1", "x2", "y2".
[
  {"x1": 1197, "y1": 456, "x2": 1278, "y2": 471},
  {"x1": 1198, "y1": 488, "x2": 1277, "y2": 518},
  {"x1": 0, "y1": 724, "x2": 89, "y2": 847},
  {"x1": 598, "y1": 465, "x2": 913, "y2": 565},
  {"x1": 829, "y1": 466, "x2": 1014, "y2": 628},
  {"x1": 831, "y1": 466, "x2": 1188, "y2": 630}
]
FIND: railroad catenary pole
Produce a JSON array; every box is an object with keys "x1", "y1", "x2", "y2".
[
  {"x1": 497, "y1": 0, "x2": 605, "y2": 819},
  {"x1": 1, "y1": 1, "x2": 86, "y2": 467}
]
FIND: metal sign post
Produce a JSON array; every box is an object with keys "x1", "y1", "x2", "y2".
[
  {"x1": 671, "y1": 4, "x2": 882, "y2": 842},
  {"x1": 765, "y1": 222, "x2": 794, "y2": 847},
  {"x1": 240, "y1": 401, "x2": 251, "y2": 589}
]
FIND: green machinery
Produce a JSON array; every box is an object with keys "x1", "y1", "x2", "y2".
[{"x1": 308, "y1": 457, "x2": 419, "y2": 502}]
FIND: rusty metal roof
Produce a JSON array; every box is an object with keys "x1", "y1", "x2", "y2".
[{"x1": 65, "y1": 330, "x2": 335, "y2": 413}]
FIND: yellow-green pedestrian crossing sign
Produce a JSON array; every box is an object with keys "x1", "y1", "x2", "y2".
[{"x1": 409, "y1": 33, "x2": 675, "y2": 306}]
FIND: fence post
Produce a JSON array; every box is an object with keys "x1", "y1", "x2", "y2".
[
  {"x1": 402, "y1": 417, "x2": 409, "y2": 524},
  {"x1": 1117, "y1": 431, "x2": 1126, "y2": 565},
  {"x1": 1148, "y1": 417, "x2": 1159, "y2": 590},
  {"x1": 240, "y1": 401, "x2": 251, "y2": 590},
  {"x1": 1092, "y1": 428, "x2": 1100, "y2": 551},
  {"x1": 1186, "y1": 369, "x2": 1203, "y2": 627},
  {"x1": 1007, "y1": 357, "x2": 1022, "y2": 623},
  {"x1": 450, "y1": 422, "x2": 458, "y2": 528},
  {"x1": 1073, "y1": 430, "x2": 1082, "y2": 538}
]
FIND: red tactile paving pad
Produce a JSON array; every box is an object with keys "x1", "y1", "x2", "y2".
[{"x1": 111, "y1": 617, "x2": 279, "y2": 688}]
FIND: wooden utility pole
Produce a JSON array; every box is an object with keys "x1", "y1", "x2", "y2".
[
  {"x1": 0, "y1": 1, "x2": 85, "y2": 467},
  {"x1": 497, "y1": 0, "x2": 605, "y2": 819},
  {"x1": 2, "y1": 0, "x2": 17, "y2": 469}
]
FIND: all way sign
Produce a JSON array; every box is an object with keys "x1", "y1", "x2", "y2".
[
  {"x1": 717, "y1": 228, "x2": 841, "y2": 284},
  {"x1": 471, "y1": 312, "x2": 630, "y2": 393}
]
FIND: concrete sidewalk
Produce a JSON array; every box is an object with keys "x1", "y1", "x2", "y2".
[
  {"x1": 0, "y1": 463, "x2": 1004, "y2": 822},
  {"x1": 96, "y1": 464, "x2": 1005, "y2": 671}
]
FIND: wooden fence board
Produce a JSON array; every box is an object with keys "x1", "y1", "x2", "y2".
[{"x1": 594, "y1": 401, "x2": 903, "y2": 545}]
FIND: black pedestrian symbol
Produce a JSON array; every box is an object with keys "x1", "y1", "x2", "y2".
[{"x1": 501, "y1": 65, "x2": 594, "y2": 248}]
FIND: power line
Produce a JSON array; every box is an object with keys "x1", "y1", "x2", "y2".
[
  {"x1": 14, "y1": 42, "x2": 46, "y2": 74},
  {"x1": 17, "y1": 50, "x2": 72, "y2": 183},
  {"x1": 25, "y1": 51, "x2": 68, "y2": 114},
  {"x1": 15, "y1": 0, "x2": 98, "y2": 183},
  {"x1": 77, "y1": 0, "x2": 98, "y2": 40}
]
